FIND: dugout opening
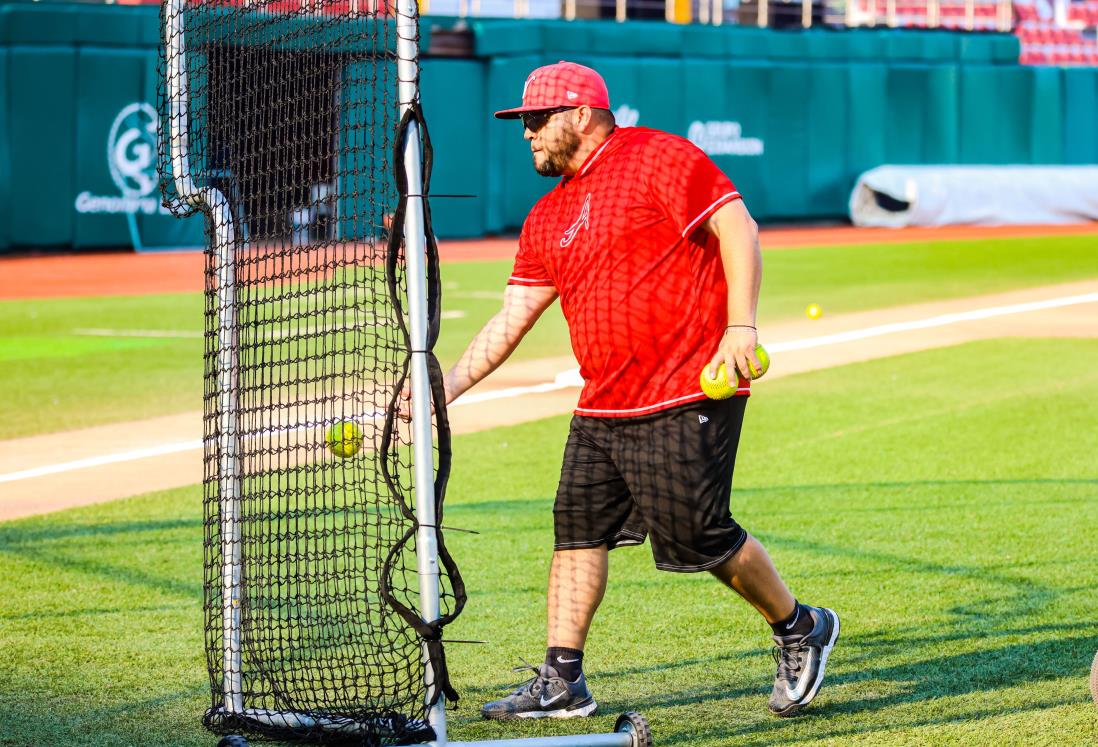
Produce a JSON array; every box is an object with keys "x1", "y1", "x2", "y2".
[{"x1": 205, "y1": 46, "x2": 340, "y2": 243}]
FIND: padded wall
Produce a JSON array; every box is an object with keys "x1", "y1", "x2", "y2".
[{"x1": 4, "y1": 5, "x2": 1098, "y2": 249}]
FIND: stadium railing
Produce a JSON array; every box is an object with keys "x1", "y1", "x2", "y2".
[{"x1": 80, "y1": 0, "x2": 1098, "y2": 67}]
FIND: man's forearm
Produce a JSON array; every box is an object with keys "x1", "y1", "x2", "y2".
[
  {"x1": 444, "y1": 311, "x2": 529, "y2": 403},
  {"x1": 442, "y1": 284, "x2": 558, "y2": 404},
  {"x1": 718, "y1": 211, "x2": 762, "y2": 326},
  {"x1": 724, "y1": 232, "x2": 761, "y2": 326}
]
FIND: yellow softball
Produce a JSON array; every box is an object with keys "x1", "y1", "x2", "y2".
[
  {"x1": 749, "y1": 343, "x2": 771, "y2": 379},
  {"x1": 325, "y1": 421, "x2": 364, "y2": 458},
  {"x1": 700, "y1": 363, "x2": 736, "y2": 399},
  {"x1": 700, "y1": 344, "x2": 771, "y2": 399}
]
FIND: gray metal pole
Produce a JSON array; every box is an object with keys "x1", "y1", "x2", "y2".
[
  {"x1": 211, "y1": 195, "x2": 243, "y2": 715},
  {"x1": 165, "y1": 0, "x2": 197, "y2": 205},
  {"x1": 394, "y1": 0, "x2": 448, "y2": 741},
  {"x1": 164, "y1": 0, "x2": 243, "y2": 715}
]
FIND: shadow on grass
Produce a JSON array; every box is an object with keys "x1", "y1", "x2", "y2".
[
  {"x1": 757, "y1": 532, "x2": 1061, "y2": 601},
  {"x1": 0, "y1": 517, "x2": 200, "y2": 546},
  {"x1": 1, "y1": 682, "x2": 211, "y2": 747},
  {"x1": 602, "y1": 629, "x2": 1098, "y2": 746},
  {"x1": 0, "y1": 517, "x2": 202, "y2": 599},
  {"x1": 459, "y1": 650, "x2": 760, "y2": 700},
  {"x1": 738, "y1": 477, "x2": 1098, "y2": 503},
  {"x1": 658, "y1": 696, "x2": 1082, "y2": 747},
  {"x1": 0, "y1": 602, "x2": 193, "y2": 622},
  {"x1": 450, "y1": 627, "x2": 1097, "y2": 747},
  {"x1": 448, "y1": 479, "x2": 1070, "y2": 519}
]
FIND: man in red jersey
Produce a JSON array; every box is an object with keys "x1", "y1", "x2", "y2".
[{"x1": 444, "y1": 61, "x2": 839, "y2": 720}]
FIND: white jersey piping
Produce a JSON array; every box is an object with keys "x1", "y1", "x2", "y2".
[
  {"x1": 680, "y1": 191, "x2": 742, "y2": 238},
  {"x1": 576, "y1": 136, "x2": 616, "y2": 178},
  {"x1": 574, "y1": 389, "x2": 749, "y2": 417}
]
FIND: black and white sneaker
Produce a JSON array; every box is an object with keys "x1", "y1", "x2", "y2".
[
  {"x1": 481, "y1": 663, "x2": 598, "y2": 720},
  {"x1": 768, "y1": 606, "x2": 840, "y2": 717}
]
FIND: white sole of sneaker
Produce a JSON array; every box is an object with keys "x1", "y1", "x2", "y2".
[{"x1": 515, "y1": 700, "x2": 598, "y2": 719}]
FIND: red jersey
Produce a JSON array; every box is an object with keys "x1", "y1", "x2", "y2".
[{"x1": 508, "y1": 126, "x2": 750, "y2": 418}]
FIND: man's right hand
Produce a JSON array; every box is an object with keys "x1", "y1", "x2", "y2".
[
  {"x1": 396, "y1": 376, "x2": 456, "y2": 423},
  {"x1": 396, "y1": 383, "x2": 413, "y2": 423}
]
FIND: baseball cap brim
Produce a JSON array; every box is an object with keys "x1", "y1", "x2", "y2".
[{"x1": 493, "y1": 104, "x2": 558, "y2": 120}]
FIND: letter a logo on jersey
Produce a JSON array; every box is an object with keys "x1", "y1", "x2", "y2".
[{"x1": 560, "y1": 193, "x2": 591, "y2": 248}]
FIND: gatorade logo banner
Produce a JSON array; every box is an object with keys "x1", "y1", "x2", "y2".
[{"x1": 75, "y1": 102, "x2": 171, "y2": 215}]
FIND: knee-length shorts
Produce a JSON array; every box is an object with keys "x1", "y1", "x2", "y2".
[{"x1": 553, "y1": 396, "x2": 748, "y2": 572}]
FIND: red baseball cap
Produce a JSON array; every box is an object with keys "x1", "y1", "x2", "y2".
[{"x1": 494, "y1": 61, "x2": 611, "y2": 119}]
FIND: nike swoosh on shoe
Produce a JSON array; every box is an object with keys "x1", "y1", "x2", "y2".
[{"x1": 539, "y1": 691, "x2": 567, "y2": 708}]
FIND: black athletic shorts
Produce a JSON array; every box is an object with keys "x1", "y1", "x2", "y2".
[{"x1": 553, "y1": 396, "x2": 748, "y2": 573}]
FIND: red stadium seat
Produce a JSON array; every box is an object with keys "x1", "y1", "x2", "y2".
[{"x1": 1015, "y1": 4, "x2": 1038, "y2": 21}]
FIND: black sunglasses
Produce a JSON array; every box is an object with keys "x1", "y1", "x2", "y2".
[{"x1": 520, "y1": 107, "x2": 576, "y2": 133}]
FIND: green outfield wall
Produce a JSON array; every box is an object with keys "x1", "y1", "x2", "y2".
[{"x1": 1, "y1": 4, "x2": 1096, "y2": 252}]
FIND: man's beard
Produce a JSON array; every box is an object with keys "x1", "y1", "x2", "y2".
[{"x1": 534, "y1": 128, "x2": 580, "y2": 177}]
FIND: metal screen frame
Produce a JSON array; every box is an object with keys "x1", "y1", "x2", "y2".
[
  {"x1": 163, "y1": 0, "x2": 642, "y2": 742},
  {"x1": 164, "y1": 0, "x2": 244, "y2": 717}
]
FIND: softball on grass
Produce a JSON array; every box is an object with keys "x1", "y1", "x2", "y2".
[
  {"x1": 806, "y1": 303, "x2": 823, "y2": 320},
  {"x1": 326, "y1": 421, "x2": 364, "y2": 458},
  {"x1": 700, "y1": 344, "x2": 771, "y2": 399}
]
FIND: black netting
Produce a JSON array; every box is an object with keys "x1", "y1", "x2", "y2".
[{"x1": 157, "y1": 3, "x2": 464, "y2": 744}]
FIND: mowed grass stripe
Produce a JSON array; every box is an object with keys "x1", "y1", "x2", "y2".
[
  {"x1": 1, "y1": 338, "x2": 1096, "y2": 745},
  {"x1": 759, "y1": 233, "x2": 1098, "y2": 321},
  {"x1": 1, "y1": 234, "x2": 1096, "y2": 439},
  {"x1": 3, "y1": 235, "x2": 1097, "y2": 442}
]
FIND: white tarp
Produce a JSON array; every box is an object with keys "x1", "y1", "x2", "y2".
[{"x1": 849, "y1": 165, "x2": 1098, "y2": 227}]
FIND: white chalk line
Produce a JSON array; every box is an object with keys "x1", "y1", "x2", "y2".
[
  {"x1": 4, "y1": 290, "x2": 1096, "y2": 486},
  {"x1": 0, "y1": 440, "x2": 204, "y2": 484},
  {"x1": 767, "y1": 291, "x2": 1098, "y2": 353}
]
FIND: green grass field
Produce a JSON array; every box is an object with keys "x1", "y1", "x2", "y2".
[
  {"x1": 1, "y1": 234, "x2": 1096, "y2": 439},
  {"x1": 2, "y1": 339, "x2": 1097, "y2": 746}
]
